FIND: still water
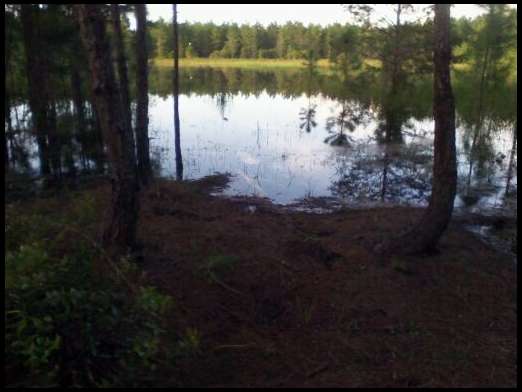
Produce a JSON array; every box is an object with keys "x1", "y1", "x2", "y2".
[{"x1": 148, "y1": 67, "x2": 517, "y2": 215}]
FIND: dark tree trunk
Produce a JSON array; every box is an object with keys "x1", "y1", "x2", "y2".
[
  {"x1": 135, "y1": 4, "x2": 152, "y2": 185},
  {"x1": 5, "y1": 58, "x2": 12, "y2": 171},
  {"x1": 91, "y1": 104, "x2": 106, "y2": 174},
  {"x1": 375, "y1": 3, "x2": 456, "y2": 256},
  {"x1": 20, "y1": 4, "x2": 52, "y2": 177},
  {"x1": 390, "y1": 4, "x2": 402, "y2": 95},
  {"x1": 381, "y1": 144, "x2": 391, "y2": 201},
  {"x1": 110, "y1": 4, "x2": 135, "y2": 156},
  {"x1": 46, "y1": 101, "x2": 62, "y2": 179},
  {"x1": 4, "y1": 95, "x2": 10, "y2": 170},
  {"x1": 173, "y1": 4, "x2": 183, "y2": 181},
  {"x1": 5, "y1": 16, "x2": 11, "y2": 172},
  {"x1": 505, "y1": 122, "x2": 517, "y2": 196},
  {"x1": 76, "y1": 4, "x2": 139, "y2": 257},
  {"x1": 4, "y1": 131, "x2": 8, "y2": 172},
  {"x1": 71, "y1": 61, "x2": 88, "y2": 169}
]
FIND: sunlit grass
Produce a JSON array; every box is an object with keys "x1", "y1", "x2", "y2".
[
  {"x1": 153, "y1": 57, "x2": 382, "y2": 71},
  {"x1": 154, "y1": 57, "x2": 331, "y2": 69},
  {"x1": 452, "y1": 63, "x2": 471, "y2": 71}
]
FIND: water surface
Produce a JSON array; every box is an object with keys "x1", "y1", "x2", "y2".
[{"x1": 148, "y1": 67, "x2": 517, "y2": 217}]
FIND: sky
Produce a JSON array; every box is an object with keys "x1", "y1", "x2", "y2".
[{"x1": 143, "y1": 4, "x2": 517, "y2": 26}]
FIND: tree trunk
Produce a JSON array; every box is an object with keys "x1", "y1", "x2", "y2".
[
  {"x1": 71, "y1": 60, "x2": 87, "y2": 169},
  {"x1": 505, "y1": 122, "x2": 517, "y2": 196},
  {"x1": 91, "y1": 104, "x2": 106, "y2": 174},
  {"x1": 110, "y1": 4, "x2": 135, "y2": 157},
  {"x1": 390, "y1": 4, "x2": 402, "y2": 95},
  {"x1": 135, "y1": 4, "x2": 152, "y2": 185},
  {"x1": 20, "y1": 4, "x2": 52, "y2": 177},
  {"x1": 5, "y1": 15, "x2": 12, "y2": 172},
  {"x1": 5, "y1": 53, "x2": 12, "y2": 171},
  {"x1": 173, "y1": 4, "x2": 183, "y2": 181},
  {"x1": 46, "y1": 102, "x2": 62, "y2": 178},
  {"x1": 76, "y1": 4, "x2": 139, "y2": 257},
  {"x1": 4, "y1": 93, "x2": 10, "y2": 170},
  {"x1": 375, "y1": 3, "x2": 456, "y2": 256}
]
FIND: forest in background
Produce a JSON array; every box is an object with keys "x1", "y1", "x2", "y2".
[{"x1": 146, "y1": 8, "x2": 517, "y2": 66}]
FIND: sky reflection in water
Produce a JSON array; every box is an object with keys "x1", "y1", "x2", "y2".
[{"x1": 148, "y1": 86, "x2": 516, "y2": 213}]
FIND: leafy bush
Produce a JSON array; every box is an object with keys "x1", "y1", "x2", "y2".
[
  {"x1": 258, "y1": 48, "x2": 278, "y2": 59},
  {"x1": 209, "y1": 50, "x2": 223, "y2": 58},
  {"x1": 286, "y1": 48, "x2": 306, "y2": 60},
  {"x1": 5, "y1": 243, "x2": 175, "y2": 387},
  {"x1": 198, "y1": 254, "x2": 240, "y2": 282}
]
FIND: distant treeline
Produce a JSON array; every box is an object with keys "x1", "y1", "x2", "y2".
[
  {"x1": 146, "y1": 12, "x2": 515, "y2": 63},
  {"x1": 149, "y1": 19, "x2": 397, "y2": 60}
]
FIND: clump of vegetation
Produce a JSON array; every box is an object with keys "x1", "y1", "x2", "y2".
[
  {"x1": 324, "y1": 101, "x2": 370, "y2": 146},
  {"x1": 199, "y1": 254, "x2": 240, "y2": 282},
  {"x1": 4, "y1": 196, "x2": 185, "y2": 387},
  {"x1": 5, "y1": 242, "x2": 175, "y2": 387}
]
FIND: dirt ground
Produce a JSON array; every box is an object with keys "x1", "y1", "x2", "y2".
[
  {"x1": 8, "y1": 174, "x2": 516, "y2": 387},
  {"x1": 134, "y1": 175, "x2": 517, "y2": 387}
]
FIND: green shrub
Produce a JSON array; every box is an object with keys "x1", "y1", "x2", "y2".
[
  {"x1": 5, "y1": 243, "x2": 175, "y2": 387},
  {"x1": 258, "y1": 48, "x2": 278, "y2": 59},
  {"x1": 198, "y1": 254, "x2": 240, "y2": 282},
  {"x1": 176, "y1": 328, "x2": 201, "y2": 357}
]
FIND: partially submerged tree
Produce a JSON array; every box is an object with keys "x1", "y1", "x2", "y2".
[
  {"x1": 324, "y1": 101, "x2": 370, "y2": 146},
  {"x1": 76, "y1": 4, "x2": 139, "y2": 257},
  {"x1": 375, "y1": 3, "x2": 457, "y2": 255},
  {"x1": 173, "y1": 4, "x2": 183, "y2": 180},
  {"x1": 299, "y1": 104, "x2": 318, "y2": 133},
  {"x1": 459, "y1": 4, "x2": 517, "y2": 198},
  {"x1": 346, "y1": 4, "x2": 433, "y2": 143}
]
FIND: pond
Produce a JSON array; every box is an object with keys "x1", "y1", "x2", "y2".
[{"x1": 147, "y1": 66, "x2": 517, "y2": 218}]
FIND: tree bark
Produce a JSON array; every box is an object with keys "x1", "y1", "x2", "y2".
[
  {"x1": 70, "y1": 62, "x2": 88, "y2": 170},
  {"x1": 135, "y1": 4, "x2": 152, "y2": 185},
  {"x1": 5, "y1": 21, "x2": 12, "y2": 172},
  {"x1": 110, "y1": 4, "x2": 135, "y2": 158},
  {"x1": 390, "y1": 4, "x2": 402, "y2": 95},
  {"x1": 375, "y1": 3, "x2": 456, "y2": 256},
  {"x1": 173, "y1": 4, "x2": 183, "y2": 181},
  {"x1": 76, "y1": 4, "x2": 139, "y2": 257},
  {"x1": 505, "y1": 122, "x2": 517, "y2": 196},
  {"x1": 4, "y1": 92, "x2": 10, "y2": 170}
]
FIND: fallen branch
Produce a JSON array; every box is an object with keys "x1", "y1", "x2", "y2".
[
  {"x1": 306, "y1": 362, "x2": 329, "y2": 379},
  {"x1": 213, "y1": 343, "x2": 256, "y2": 351},
  {"x1": 209, "y1": 274, "x2": 246, "y2": 297}
]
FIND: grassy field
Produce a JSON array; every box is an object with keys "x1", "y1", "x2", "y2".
[
  {"x1": 153, "y1": 58, "x2": 384, "y2": 77},
  {"x1": 154, "y1": 57, "x2": 333, "y2": 69}
]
